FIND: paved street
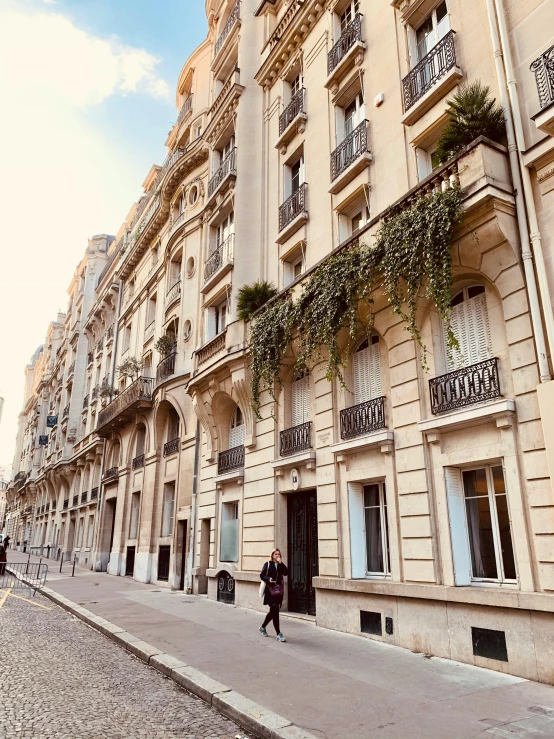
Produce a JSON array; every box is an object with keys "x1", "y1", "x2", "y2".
[{"x1": 0, "y1": 585, "x2": 250, "y2": 739}]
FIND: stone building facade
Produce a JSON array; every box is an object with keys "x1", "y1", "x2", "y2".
[{"x1": 7, "y1": 0, "x2": 554, "y2": 683}]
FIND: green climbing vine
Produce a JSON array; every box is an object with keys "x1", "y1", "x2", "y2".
[{"x1": 247, "y1": 187, "x2": 464, "y2": 414}]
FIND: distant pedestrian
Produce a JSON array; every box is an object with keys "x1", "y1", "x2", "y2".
[
  {"x1": 3, "y1": 535, "x2": 10, "y2": 549},
  {"x1": 0, "y1": 541, "x2": 7, "y2": 576},
  {"x1": 259, "y1": 549, "x2": 288, "y2": 642}
]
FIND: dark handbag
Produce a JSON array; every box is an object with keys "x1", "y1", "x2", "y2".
[{"x1": 268, "y1": 582, "x2": 284, "y2": 597}]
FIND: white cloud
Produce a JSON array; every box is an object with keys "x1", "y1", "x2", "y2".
[{"x1": 0, "y1": 0, "x2": 172, "y2": 467}]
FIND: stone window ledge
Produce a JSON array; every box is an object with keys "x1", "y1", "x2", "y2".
[
  {"x1": 330, "y1": 430, "x2": 394, "y2": 459},
  {"x1": 418, "y1": 398, "x2": 515, "y2": 440},
  {"x1": 271, "y1": 450, "x2": 316, "y2": 474}
]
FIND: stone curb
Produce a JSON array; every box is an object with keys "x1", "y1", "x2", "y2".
[{"x1": 39, "y1": 586, "x2": 318, "y2": 739}]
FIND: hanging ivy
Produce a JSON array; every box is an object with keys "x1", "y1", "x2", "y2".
[{"x1": 248, "y1": 187, "x2": 463, "y2": 413}]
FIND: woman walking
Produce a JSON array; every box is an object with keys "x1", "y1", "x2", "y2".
[{"x1": 259, "y1": 549, "x2": 288, "y2": 642}]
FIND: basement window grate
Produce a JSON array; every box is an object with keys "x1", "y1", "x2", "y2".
[
  {"x1": 472, "y1": 627, "x2": 508, "y2": 662},
  {"x1": 360, "y1": 610, "x2": 382, "y2": 636}
]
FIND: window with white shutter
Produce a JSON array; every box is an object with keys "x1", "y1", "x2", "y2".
[
  {"x1": 229, "y1": 406, "x2": 245, "y2": 448},
  {"x1": 445, "y1": 286, "x2": 493, "y2": 371},
  {"x1": 445, "y1": 467, "x2": 471, "y2": 586},
  {"x1": 353, "y1": 335, "x2": 382, "y2": 405},
  {"x1": 348, "y1": 482, "x2": 366, "y2": 579},
  {"x1": 292, "y1": 375, "x2": 310, "y2": 427}
]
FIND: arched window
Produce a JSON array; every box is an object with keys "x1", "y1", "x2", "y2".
[
  {"x1": 446, "y1": 285, "x2": 492, "y2": 371},
  {"x1": 229, "y1": 406, "x2": 245, "y2": 448},
  {"x1": 136, "y1": 425, "x2": 146, "y2": 457},
  {"x1": 292, "y1": 374, "x2": 310, "y2": 427},
  {"x1": 111, "y1": 441, "x2": 121, "y2": 468},
  {"x1": 167, "y1": 407, "x2": 180, "y2": 442},
  {"x1": 353, "y1": 334, "x2": 381, "y2": 405}
]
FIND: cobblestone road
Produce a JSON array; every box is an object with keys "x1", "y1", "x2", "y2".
[{"x1": 0, "y1": 587, "x2": 250, "y2": 739}]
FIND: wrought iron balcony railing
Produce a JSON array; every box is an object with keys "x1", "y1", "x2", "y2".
[
  {"x1": 177, "y1": 94, "x2": 193, "y2": 126},
  {"x1": 63, "y1": 499, "x2": 68, "y2": 510},
  {"x1": 327, "y1": 13, "x2": 362, "y2": 75},
  {"x1": 530, "y1": 43, "x2": 554, "y2": 110},
  {"x1": 340, "y1": 396, "x2": 386, "y2": 440},
  {"x1": 62, "y1": 404, "x2": 70, "y2": 419},
  {"x1": 68, "y1": 361, "x2": 76, "y2": 377},
  {"x1": 72, "y1": 495, "x2": 78, "y2": 507},
  {"x1": 132, "y1": 454, "x2": 145, "y2": 470},
  {"x1": 165, "y1": 280, "x2": 181, "y2": 309},
  {"x1": 97, "y1": 377, "x2": 154, "y2": 428},
  {"x1": 280, "y1": 421, "x2": 312, "y2": 457},
  {"x1": 91, "y1": 487, "x2": 99, "y2": 499},
  {"x1": 208, "y1": 147, "x2": 236, "y2": 197},
  {"x1": 156, "y1": 351, "x2": 177, "y2": 385},
  {"x1": 106, "y1": 325, "x2": 115, "y2": 341},
  {"x1": 214, "y1": 0, "x2": 240, "y2": 58},
  {"x1": 163, "y1": 438, "x2": 180, "y2": 457},
  {"x1": 429, "y1": 357, "x2": 501, "y2": 415},
  {"x1": 204, "y1": 234, "x2": 234, "y2": 282},
  {"x1": 82, "y1": 395, "x2": 89, "y2": 410},
  {"x1": 279, "y1": 88, "x2": 305, "y2": 135},
  {"x1": 279, "y1": 183, "x2": 307, "y2": 232},
  {"x1": 81, "y1": 491, "x2": 88, "y2": 504},
  {"x1": 144, "y1": 320, "x2": 155, "y2": 342},
  {"x1": 104, "y1": 466, "x2": 118, "y2": 480},
  {"x1": 331, "y1": 121, "x2": 368, "y2": 181},
  {"x1": 87, "y1": 351, "x2": 94, "y2": 365},
  {"x1": 402, "y1": 30, "x2": 457, "y2": 112},
  {"x1": 218, "y1": 445, "x2": 244, "y2": 474}
]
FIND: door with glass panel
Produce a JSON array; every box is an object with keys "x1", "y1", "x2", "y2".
[{"x1": 363, "y1": 483, "x2": 391, "y2": 576}]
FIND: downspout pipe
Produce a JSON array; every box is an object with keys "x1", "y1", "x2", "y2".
[
  {"x1": 492, "y1": 0, "x2": 554, "y2": 378},
  {"x1": 185, "y1": 419, "x2": 201, "y2": 593},
  {"x1": 485, "y1": 0, "x2": 551, "y2": 382}
]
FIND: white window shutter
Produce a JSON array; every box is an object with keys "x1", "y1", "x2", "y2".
[
  {"x1": 446, "y1": 293, "x2": 492, "y2": 370},
  {"x1": 229, "y1": 422, "x2": 244, "y2": 449},
  {"x1": 206, "y1": 308, "x2": 216, "y2": 341},
  {"x1": 353, "y1": 341, "x2": 382, "y2": 404},
  {"x1": 348, "y1": 483, "x2": 366, "y2": 579},
  {"x1": 335, "y1": 106, "x2": 345, "y2": 145},
  {"x1": 445, "y1": 467, "x2": 472, "y2": 586},
  {"x1": 292, "y1": 376, "x2": 309, "y2": 426}
]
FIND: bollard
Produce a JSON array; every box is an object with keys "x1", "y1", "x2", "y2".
[
  {"x1": 25, "y1": 553, "x2": 30, "y2": 575},
  {"x1": 72, "y1": 555, "x2": 77, "y2": 577},
  {"x1": 59, "y1": 554, "x2": 63, "y2": 573}
]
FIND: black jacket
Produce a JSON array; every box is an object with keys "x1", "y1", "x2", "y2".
[{"x1": 260, "y1": 560, "x2": 289, "y2": 607}]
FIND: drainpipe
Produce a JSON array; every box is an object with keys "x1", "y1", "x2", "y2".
[
  {"x1": 485, "y1": 0, "x2": 551, "y2": 382},
  {"x1": 185, "y1": 419, "x2": 201, "y2": 593},
  {"x1": 491, "y1": 0, "x2": 554, "y2": 377}
]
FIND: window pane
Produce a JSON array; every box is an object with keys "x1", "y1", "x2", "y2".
[
  {"x1": 467, "y1": 285, "x2": 486, "y2": 299},
  {"x1": 491, "y1": 465, "x2": 505, "y2": 494},
  {"x1": 364, "y1": 484, "x2": 379, "y2": 507},
  {"x1": 364, "y1": 506, "x2": 384, "y2": 573},
  {"x1": 463, "y1": 468, "x2": 488, "y2": 498},
  {"x1": 464, "y1": 495, "x2": 497, "y2": 579},
  {"x1": 436, "y1": 1, "x2": 448, "y2": 22},
  {"x1": 495, "y1": 494, "x2": 516, "y2": 579}
]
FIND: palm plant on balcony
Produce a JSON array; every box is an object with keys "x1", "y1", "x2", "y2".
[
  {"x1": 436, "y1": 82, "x2": 505, "y2": 164},
  {"x1": 116, "y1": 357, "x2": 143, "y2": 382},
  {"x1": 237, "y1": 281, "x2": 278, "y2": 322},
  {"x1": 154, "y1": 332, "x2": 176, "y2": 357}
]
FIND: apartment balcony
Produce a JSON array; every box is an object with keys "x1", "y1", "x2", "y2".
[
  {"x1": 280, "y1": 421, "x2": 312, "y2": 457},
  {"x1": 70, "y1": 321, "x2": 80, "y2": 345},
  {"x1": 401, "y1": 30, "x2": 462, "y2": 126},
  {"x1": 530, "y1": 44, "x2": 554, "y2": 135},
  {"x1": 106, "y1": 325, "x2": 115, "y2": 345},
  {"x1": 177, "y1": 94, "x2": 193, "y2": 127},
  {"x1": 62, "y1": 404, "x2": 70, "y2": 420},
  {"x1": 163, "y1": 437, "x2": 180, "y2": 457},
  {"x1": 81, "y1": 491, "x2": 88, "y2": 505},
  {"x1": 202, "y1": 234, "x2": 234, "y2": 293},
  {"x1": 329, "y1": 121, "x2": 371, "y2": 194},
  {"x1": 96, "y1": 377, "x2": 154, "y2": 436},
  {"x1": 165, "y1": 280, "x2": 181, "y2": 311},
  {"x1": 429, "y1": 358, "x2": 501, "y2": 416},
  {"x1": 96, "y1": 337, "x2": 104, "y2": 354},
  {"x1": 72, "y1": 495, "x2": 78, "y2": 507},
  {"x1": 325, "y1": 14, "x2": 366, "y2": 92},
  {"x1": 275, "y1": 88, "x2": 307, "y2": 153},
  {"x1": 67, "y1": 361, "x2": 76, "y2": 380},
  {"x1": 104, "y1": 466, "x2": 119, "y2": 481},
  {"x1": 277, "y1": 183, "x2": 308, "y2": 244},
  {"x1": 63, "y1": 498, "x2": 69, "y2": 510},
  {"x1": 132, "y1": 454, "x2": 144, "y2": 470},
  {"x1": 340, "y1": 396, "x2": 386, "y2": 440},
  {"x1": 207, "y1": 148, "x2": 236, "y2": 202},
  {"x1": 156, "y1": 352, "x2": 177, "y2": 385},
  {"x1": 91, "y1": 385, "x2": 99, "y2": 403},
  {"x1": 87, "y1": 351, "x2": 94, "y2": 367},
  {"x1": 91, "y1": 487, "x2": 99, "y2": 500},
  {"x1": 217, "y1": 445, "x2": 244, "y2": 475},
  {"x1": 197, "y1": 330, "x2": 227, "y2": 368},
  {"x1": 144, "y1": 320, "x2": 155, "y2": 343},
  {"x1": 82, "y1": 394, "x2": 89, "y2": 411},
  {"x1": 212, "y1": 0, "x2": 240, "y2": 74}
]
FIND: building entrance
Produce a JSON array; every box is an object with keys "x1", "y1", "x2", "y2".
[{"x1": 287, "y1": 490, "x2": 318, "y2": 616}]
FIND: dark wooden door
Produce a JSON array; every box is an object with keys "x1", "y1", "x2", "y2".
[
  {"x1": 157, "y1": 545, "x2": 171, "y2": 581},
  {"x1": 125, "y1": 546, "x2": 136, "y2": 577},
  {"x1": 217, "y1": 571, "x2": 235, "y2": 604},
  {"x1": 179, "y1": 522, "x2": 188, "y2": 591},
  {"x1": 287, "y1": 490, "x2": 318, "y2": 615}
]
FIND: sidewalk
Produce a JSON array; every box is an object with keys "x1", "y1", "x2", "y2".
[{"x1": 10, "y1": 552, "x2": 554, "y2": 739}]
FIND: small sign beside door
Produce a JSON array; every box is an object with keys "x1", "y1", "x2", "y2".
[
  {"x1": 39, "y1": 436, "x2": 48, "y2": 446},
  {"x1": 291, "y1": 468, "x2": 299, "y2": 490}
]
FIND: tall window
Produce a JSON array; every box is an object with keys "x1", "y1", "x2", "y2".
[
  {"x1": 348, "y1": 482, "x2": 391, "y2": 578},
  {"x1": 167, "y1": 408, "x2": 180, "y2": 443},
  {"x1": 220, "y1": 502, "x2": 239, "y2": 562},
  {"x1": 86, "y1": 515, "x2": 95, "y2": 548},
  {"x1": 215, "y1": 212, "x2": 234, "y2": 250},
  {"x1": 353, "y1": 335, "x2": 381, "y2": 405},
  {"x1": 161, "y1": 482, "x2": 176, "y2": 537},
  {"x1": 229, "y1": 406, "x2": 245, "y2": 448},
  {"x1": 206, "y1": 298, "x2": 227, "y2": 340},
  {"x1": 129, "y1": 493, "x2": 140, "y2": 539},
  {"x1": 340, "y1": 0, "x2": 359, "y2": 33},
  {"x1": 136, "y1": 426, "x2": 146, "y2": 457},
  {"x1": 285, "y1": 152, "x2": 304, "y2": 199},
  {"x1": 336, "y1": 92, "x2": 365, "y2": 145},
  {"x1": 445, "y1": 465, "x2": 516, "y2": 585},
  {"x1": 414, "y1": 1, "x2": 449, "y2": 64},
  {"x1": 446, "y1": 285, "x2": 492, "y2": 371},
  {"x1": 290, "y1": 73, "x2": 301, "y2": 99},
  {"x1": 147, "y1": 295, "x2": 157, "y2": 326},
  {"x1": 292, "y1": 374, "x2": 310, "y2": 427}
]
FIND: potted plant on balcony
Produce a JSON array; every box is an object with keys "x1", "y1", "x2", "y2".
[
  {"x1": 154, "y1": 332, "x2": 176, "y2": 358},
  {"x1": 98, "y1": 379, "x2": 115, "y2": 405},
  {"x1": 436, "y1": 82, "x2": 505, "y2": 164},
  {"x1": 116, "y1": 357, "x2": 143, "y2": 382},
  {"x1": 237, "y1": 281, "x2": 278, "y2": 322}
]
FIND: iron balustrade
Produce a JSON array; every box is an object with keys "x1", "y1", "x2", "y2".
[
  {"x1": 530, "y1": 44, "x2": 554, "y2": 110},
  {"x1": 63, "y1": 404, "x2": 70, "y2": 419},
  {"x1": 331, "y1": 121, "x2": 368, "y2": 181},
  {"x1": 279, "y1": 87, "x2": 306, "y2": 135},
  {"x1": 82, "y1": 395, "x2": 89, "y2": 410},
  {"x1": 280, "y1": 421, "x2": 312, "y2": 457},
  {"x1": 429, "y1": 357, "x2": 501, "y2": 415},
  {"x1": 97, "y1": 377, "x2": 154, "y2": 428},
  {"x1": 156, "y1": 352, "x2": 177, "y2": 384},
  {"x1": 63, "y1": 499, "x2": 68, "y2": 509},
  {"x1": 81, "y1": 492, "x2": 87, "y2": 504},
  {"x1": 165, "y1": 280, "x2": 181, "y2": 308},
  {"x1": 208, "y1": 148, "x2": 237, "y2": 197},
  {"x1": 218, "y1": 445, "x2": 245, "y2": 474},
  {"x1": 106, "y1": 325, "x2": 115, "y2": 341},
  {"x1": 87, "y1": 352, "x2": 94, "y2": 365},
  {"x1": 68, "y1": 361, "x2": 76, "y2": 376},
  {"x1": 340, "y1": 397, "x2": 385, "y2": 440},
  {"x1": 163, "y1": 438, "x2": 180, "y2": 457},
  {"x1": 91, "y1": 487, "x2": 99, "y2": 499},
  {"x1": 177, "y1": 95, "x2": 193, "y2": 125},
  {"x1": 144, "y1": 320, "x2": 155, "y2": 342},
  {"x1": 132, "y1": 454, "x2": 145, "y2": 470},
  {"x1": 204, "y1": 234, "x2": 234, "y2": 282},
  {"x1": 327, "y1": 13, "x2": 362, "y2": 75},
  {"x1": 214, "y1": 0, "x2": 240, "y2": 58},
  {"x1": 96, "y1": 337, "x2": 104, "y2": 352},
  {"x1": 279, "y1": 183, "x2": 307, "y2": 232},
  {"x1": 166, "y1": 147, "x2": 187, "y2": 172},
  {"x1": 51, "y1": 500, "x2": 56, "y2": 509},
  {"x1": 402, "y1": 30, "x2": 457, "y2": 112},
  {"x1": 72, "y1": 495, "x2": 78, "y2": 507},
  {"x1": 104, "y1": 466, "x2": 118, "y2": 480}
]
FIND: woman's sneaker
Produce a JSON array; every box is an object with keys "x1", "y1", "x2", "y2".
[
  {"x1": 276, "y1": 633, "x2": 286, "y2": 642},
  {"x1": 259, "y1": 626, "x2": 268, "y2": 637}
]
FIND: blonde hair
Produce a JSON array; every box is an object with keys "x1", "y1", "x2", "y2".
[{"x1": 270, "y1": 549, "x2": 281, "y2": 562}]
